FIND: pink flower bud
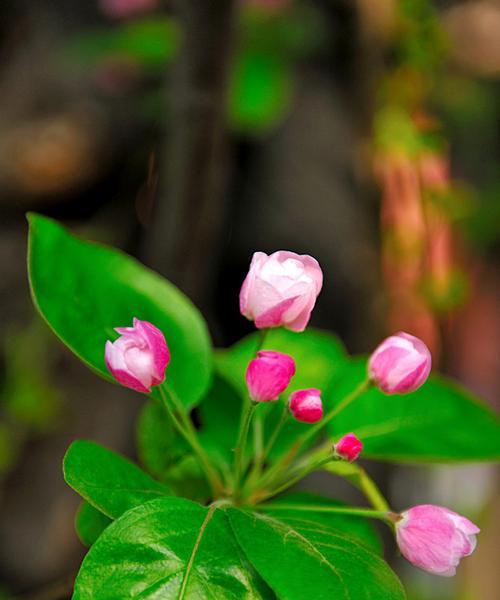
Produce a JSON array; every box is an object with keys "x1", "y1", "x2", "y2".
[
  {"x1": 246, "y1": 351, "x2": 296, "y2": 402},
  {"x1": 239, "y1": 251, "x2": 323, "y2": 332},
  {"x1": 334, "y1": 433, "x2": 363, "y2": 462},
  {"x1": 100, "y1": 0, "x2": 158, "y2": 19},
  {"x1": 368, "y1": 331, "x2": 431, "y2": 394},
  {"x1": 105, "y1": 318, "x2": 170, "y2": 393},
  {"x1": 396, "y1": 505, "x2": 480, "y2": 577},
  {"x1": 288, "y1": 388, "x2": 323, "y2": 423}
]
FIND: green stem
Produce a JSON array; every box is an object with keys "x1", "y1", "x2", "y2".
[
  {"x1": 234, "y1": 328, "x2": 270, "y2": 491},
  {"x1": 252, "y1": 412, "x2": 264, "y2": 475},
  {"x1": 255, "y1": 328, "x2": 270, "y2": 353},
  {"x1": 300, "y1": 378, "x2": 371, "y2": 447},
  {"x1": 259, "y1": 402, "x2": 288, "y2": 470},
  {"x1": 244, "y1": 403, "x2": 288, "y2": 494},
  {"x1": 356, "y1": 467, "x2": 390, "y2": 512},
  {"x1": 159, "y1": 386, "x2": 223, "y2": 496},
  {"x1": 233, "y1": 402, "x2": 257, "y2": 492},
  {"x1": 257, "y1": 503, "x2": 391, "y2": 523},
  {"x1": 251, "y1": 327, "x2": 269, "y2": 472},
  {"x1": 262, "y1": 455, "x2": 334, "y2": 501},
  {"x1": 252, "y1": 379, "x2": 372, "y2": 494}
]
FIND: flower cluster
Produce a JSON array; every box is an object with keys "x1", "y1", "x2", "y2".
[{"x1": 104, "y1": 249, "x2": 479, "y2": 578}]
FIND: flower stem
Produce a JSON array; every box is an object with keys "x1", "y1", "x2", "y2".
[
  {"x1": 261, "y1": 403, "x2": 289, "y2": 466},
  {"x1": 356, "y1": 467, "x2": 390, "y2": 512},
  {"x1": 158, "y1": 385, "x2": 223, "y2": 496},
  {"x1": 251, "y1": 379, "x2": 371, "y2": 495},
  {"x1": 233, "y1": 401, "x2": 257, "y2": 493},
  {"x1": 256, "y1": 503, "x2": 391, "y2": 523},
  {"x1": 251, "y1": 328, "x2": 270, "y2": 473},
  {"x1": 261, "y1": 454, "x2": 335, "y2": 501},
  {"x1": 299, "y1": 378, "x2": 371, "y2": 447}
]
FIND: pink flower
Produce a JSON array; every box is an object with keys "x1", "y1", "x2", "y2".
[
  {"x1": 105, "y1": 318, "x2": 170, "y2": 393},
  {"x1": 368, "y1": 331, "x2": 431, "y2": 394},
  {"x1": 246, "y1": 351, "x2": 296, "y2": 402},
  {"x1": 289, "y1": 388, "x2": 323, "y2": 423},
  {"x1": 240, "y1": 251, "x2": 323, "y2": 332},
  {"x1": 100, "y1": 0, "x2": 158, "y2": 19},
  {"x1": 396, "y1": 505, "x2": 480, "y2": 577},
  {"x1": 335, "y1": 433, "x2": 363, "y2": 462}
]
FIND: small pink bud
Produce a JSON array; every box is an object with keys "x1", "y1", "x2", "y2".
[
  {"x1": 246, "y1": 351, "x2": 296, "y2": 402},
  {"x1": 105, "y1": 318, "x2": 170, "y2": 393},
  {"x1": 334, "y1": 433, "x2": 363, "y2": 462},
  {"x1": 239, "y1": 251, "x2": 323, "y2": 332},
  {"x1": 288, "y1": 388, "x2": 323, "y2": 423},
  {"x1": 368, "y1": 331, "x2": 431, "y2": 394},
  {"x1": 100, "y1": 0, "x2": 158, "y2": 19},
  {"x1": 396, "y1": 505, "x2": 480, "y2": 577}
]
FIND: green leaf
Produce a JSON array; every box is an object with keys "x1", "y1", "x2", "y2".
[
  {"x1": 27, "y1": 214, "x2": 212, "y2": 408},
  {"x1": 63, "y1": 440, "x2": 170, "y2": 519},
  {"x1": 228, "y1": 508, "x2": 405, "y2": 600},
  {"x1": 75, "y1": 501, "x2": 112, "y2": 547},
  {"x1": 73, "y1": 497, "x2": 273, "y2": 599},
  {"x1": 162, "y1": 455, "x2": 211, "y2": 504},
  {"x1": 327, "y1": 358, "x2": 500, "y2": 462},
  {"x1": 216, "y1": 328, "x2": 348, "y2": 457},
  {"x1": 264, "y1": 491, "x2": 382, "y2": 554}
]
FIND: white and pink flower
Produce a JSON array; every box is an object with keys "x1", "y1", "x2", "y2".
[
  {"x1": 105, "y1": 318, "x2": 169, "y2": 393},
  {"x1": 396, "y1": 504, "x2": 480, "y2": 576},
  {"x1": 368, "y1": 331, "x2": 431, "y2": 394},
  {"x1": 240, "y1": 251, "x2": 323, "y2": 332}
]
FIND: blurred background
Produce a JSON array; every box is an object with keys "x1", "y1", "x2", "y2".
[{"x1": 0, "y1": 0, "x2": 498, "y2": 598}]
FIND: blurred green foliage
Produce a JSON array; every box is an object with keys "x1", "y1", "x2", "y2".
[{"x1": 0, "y1": 318, "x2": 62, "y2": 478}]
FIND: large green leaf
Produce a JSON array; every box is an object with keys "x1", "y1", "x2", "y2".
[
  {"x1": 327, "y1": 358, "x2": 500, "y2": 462},
  {"x1": 229, "y1": 508, "x2": 405, "y2": 600},
  {"x1": 75, "y1": 501, "x2": 112, "y2": 547},
  {"x1": 28, "y1": 214, "x2": 212, "y2": 408},
  {"x1": 73, "y1": 497, "x2": 273, "y2": 600},
  {"x1": 264, "y1": 491, "x2": 382, "y2": 554},
  {"x1": 63, "y1": 440, "x2": 170, "y2": 519},
  {"x1": 216, "y1": 328, "x2": 348, "y2": 458}
]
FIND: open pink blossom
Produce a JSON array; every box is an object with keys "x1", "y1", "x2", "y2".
[
  {"x1": 335, "y1": 433, "x2": 363, "y2": 462},
  {"x1": 396, "y1": 505, "x2": 480, "y2": 576},
  {"x1": 240, "y1": 251, "x2": 323, "y2": 332},
  {"x1": 105, "y1": 318, "x2": 169, "y2": 393},
  {"x1": 368, "y1": 331, "x2": 431, "y2": 394},
  {"x1": 100, "y1": 0, "x2": 158, "y2": 19},
  {"x1": 246, "y1": 351, "x2": 296, "y2": 402},
  {"x1": 289, "y1": 388, "x2": 323, "y2": 423}
]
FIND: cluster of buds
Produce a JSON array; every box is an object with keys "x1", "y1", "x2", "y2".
[
  {"x1": 246, "y1": 351, "x2": 324, "y2": 423},
  {"x1": 103, "y1": 249, "x2": 478, "y2": 578}
]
